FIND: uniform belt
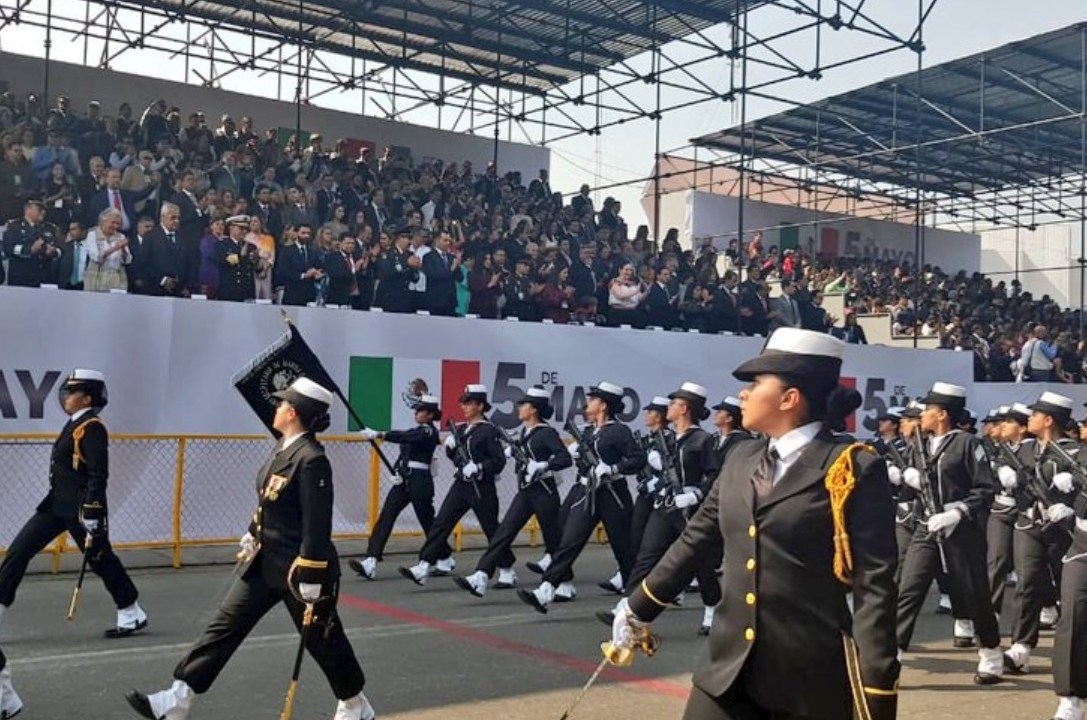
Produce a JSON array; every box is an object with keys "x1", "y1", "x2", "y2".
[
  {"x1": 407, "y1": 461, "x2": 430, "y2": 471},
  {"x1": 1076, "y1": 518, "x2": 1087, "y2": 533},
  {"x1": 994, "y1": 495, "x2": 1016, "y2": 507}
]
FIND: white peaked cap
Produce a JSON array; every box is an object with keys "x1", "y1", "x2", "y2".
[
  {"x1": 69, "y1": 369, "x2": 105, "y2": 383},
  {"x1": 650, "y1": 396, "x2": 671, "y2": 406},
  {"x1": 677, "y1": 382, "x2": 708, "y2": 398},
  {"x1": 764, "y1": 327, "x2": 846, "y2": 359},
  {"x1": 419, "y1": 394, "x2": 440, "y2": 405},
  {"x1": 594, "y1": 381, "x2": 624, "y2": 396},
  {"x1": 930, "y1": 382, "x2": 967, "y2": 398},
  {"x1": 465, "y1": 384, "x2": 488, "y2": 394},
  {"x1": 1037, "y1": 391, "x2": 1074, "y2": 410},
  {"x1": 1010, "y1": 403, "x2": 1031, "y2": 415},
  {"x1": 288, "y1": 377, "x2": 334, "y2": 406},
  {"x1": 526, "y1": 387, "x2": 551, "y2": 400}
]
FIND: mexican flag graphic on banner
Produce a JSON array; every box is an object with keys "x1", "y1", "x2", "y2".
[{"x1": 348, "y1": 357, "x2": 480, "y2": 431}]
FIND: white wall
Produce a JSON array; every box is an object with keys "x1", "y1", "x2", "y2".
[
  {"x1": 661, "y1": 190, "x2": 981, "y2": 273},
  {"x1": 0, "y1": 52, "x2": 550, "y2": 176},
  {"x1": 979, "y1": 223, "x2": 1083, "y2": 309}
]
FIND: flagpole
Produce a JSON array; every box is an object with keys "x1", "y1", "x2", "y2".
[{"x1": 279, "y1": 312, "x2": 396, "y2": 474}]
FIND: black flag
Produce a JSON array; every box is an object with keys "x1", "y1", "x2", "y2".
[{"x1": 232, "y1": 323, "x2": 340, "y2": 434}]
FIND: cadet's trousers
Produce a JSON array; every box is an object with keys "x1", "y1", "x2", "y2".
[
  {"x1": 543, "y1": 481, "x2": 632, "y2": 587},
  {"x1": 0, "y1": 511, "x2": 138, "y2": 609},
  {"x1": 897, "y1": 521, "x2": 1000, "y2": 650},
  {"x1": 174, "y1": 567, "x2": 364, "y2": 699},
  {"x1": 625, "y1": 506, "x2": 722, "y2": 607},
  {"x1": 628, "y1": 493, "x2": 654, "y2": 563},
  {"x1": 1054, "y1": 531, "x2": 1087, "y2": 697},
  {"x1": 683, "y1": 684, "x2": 824, "y2": 720},
  {"x1": 476, "y1": 480, "x2": 561, "y2": 577},
  {"x1": 365, "y1": 471, "x2": 444, "y2": 561},
  {"x1": 987, "y1": 508, "x2": 1017, "y2": 615},
  {"x1": 1011, "y1": 520, "x2": 1071, "y2": 648},
  {"x1": 419, "y1": 480, "x2": 512, "y2": 568}
]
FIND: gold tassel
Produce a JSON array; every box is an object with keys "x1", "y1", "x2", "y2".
[
  {"x1": 71, "y1": 418, "x2": 103, "y2": 470},
  {"x1": 824, "y1": 443, "x2": 874, "y2": 586}
]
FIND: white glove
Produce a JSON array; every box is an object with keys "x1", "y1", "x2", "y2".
[
  {"x1": 611, "y1": 598, "x2": 650, "y2": 651},
  {"x1": 359, "y1": 428, "x2": 381, "y2": 441},
  {"x1": 1052, "y1": 472, "x2": 1075, "y2": 494},
  {"x1": 674, "y1": 491, "x2": 699, "y2": 509},
  {"x1": 594, "y1": 461, "x2": 616, "y2": 481},
  {"x1": 927, "y1": 509, "x2": 962, "y2": 537},
  {"x1": 646, "y1": 450, "x2": 663, "y2": 472},
  {"x1": 390, "y1": 474, "x2": 404, "y2": 486},
  {"x1": 82, "y1": 518, "x2": 100, "y2": 534},
  {"x1": 569, "y1": 442, "x2": 580, "y2": 460},
  {"x1": 444, "y1": 435, "x2": 457, "y2": 451},
  {"x1": 886, "y1": 464, "x2": 902, "y2": 486},
  {"x1": 1047, "y1": 503, "x2": 1075, "y2": 523},
  {"x1": 902, "y1": 467, "x2": 923, "y2": 491},
  {"x1": 644, "y1": 476, "x2": 661, "y2": 494},
  {"x1": 237, "y1": 532, "x2": 258, "y2": 562},
  {"x1": 527, "y1": 459, "x2": 549, "y2": 478},
  {"x1": 463, "y1": 461, "x2": 480, "y2": 479},
  {"x1": 997, "y1": 465, "x2": 1018, "y2": 491},
  {"x1": 577, "y1": 475, "x2": 590, "y2": 487},
  {"x1": 298, "y1": 582, "x2": 322, "y2": 602},
  {"x1": 504, "y1": 445, "x2": 514, "y2": 459}
]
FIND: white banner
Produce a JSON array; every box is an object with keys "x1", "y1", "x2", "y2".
[
  {"x1": 0, "y1": 286, "x2": 973, "y2": 548},
  {"x1": 686, "y1": 191, "x2": 982, "y2": 273},
  {"x1": 973, "y1": 383, "x2": 1087, "y2": 418}
]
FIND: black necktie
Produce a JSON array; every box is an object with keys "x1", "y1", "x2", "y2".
[
  {"x1": 301, "y1": 245, "x2": 308, "y2": 264},
  {"x1": 752, "y1": 446, "x2": 779, "y2": 498},
  {"x1": 167, "y1": 232, "x2": 176, "y2": 244}
]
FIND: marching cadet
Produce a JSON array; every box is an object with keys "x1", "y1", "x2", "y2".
[
  {"x1": 0, "y1": 648, "x2": 22, "y2": 719},
  {"x1": 612, "y1": 328, "x2": 899, "y2": 720},
  {"x1": 612, "y1": 382, "x2": 723, "y2": 636},
  {"x1": 1001, "y1": 392, "x2": 1078, "y2": 675},
  {"x1": 598, "y1": 395, "x2": 673, "y2": 597},
  {"x1": 710, "y1": 396, "x2": 751, "y2": 468},
  {"x1": 1049, "y1": 410, "x2": 1087, "y2": 720},
  {"x1": 985, "y1": 406, "x2": 1020, "y2": 617},
  {"x1": 350, "y1": 395, "x2": 444, "y2": 580},
  {"x1": 399, "y1": 385, "x2": 507, "y2": 585},
  {"x1": 873, "y1": 407, "x2": 914, "y2": 585},
  {"x1": 518, "y1": 381, "x2": 644, "y2": 614},
  {"x1": 2, "y1": 199, "x2": 61, "y2": 287},
  {"x1": 214, "y1": 215, "x2": 257, "y2": 302},
  {"x1": 454, "y1": 387, "x2": 572, "y2": 598},
  {"x1": 896, "y1": 382, "x2": 1006, "y2": 684},
  {"x1": 0, "y1": 369, "x2": 148, "y2": 638},
  {"x1": 126, "y1": 378, "x2": 373, "y2": 720}
]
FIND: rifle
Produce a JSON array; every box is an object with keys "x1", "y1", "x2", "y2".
[
  {"x1": 632, "y1": 431, "x2": 656, "y2": 494},
  {"x1": 566, "y1": 419, "x2": 602, "y2": 516},
  {"x1": 996, "y1": 441, "x2": 1053, "y2": 513},
  {"x1": 499, "y1": 429, "x2": 550, "y2": 493},
  {"x1": 1043, "y1": 440, "x2": 1087, "y2": 492},
  {"x1": 651, "y1": 429, "x2": 683, "y2": 510},
  {"x1": 912, "y1": 426, "x2": 949, "y2": 574},
  {"x1": 1009, "y1": 440, "x2": 1077, "y2": 538},
  {"x1": 446, "y1": 418, "x2": 480, "y2": 499}
]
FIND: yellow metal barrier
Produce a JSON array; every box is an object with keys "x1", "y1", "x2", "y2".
[{"x1": 0, "y1": 432, "x2": 551, "y2": 571}]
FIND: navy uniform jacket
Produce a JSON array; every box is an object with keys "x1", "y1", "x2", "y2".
[
  {"x1": 1014, "y1": 438, "x2": 1080, "y2": 525},
  {"x1": 446, "y1": 421, "x2": 506, "y2": 482},
  {"x1": 515, "y1": 425, "x2": 573, "y2": 487},
  {"x1": 246, "y1": 434, "x2": 338, "y2": 591},
  {"x1": 214, "y1": 237, "x2": 257, "y2": 302},
  {"x1": 673, "y1": 427, "x2": 721, "y2": 498},
  {"x1": 374, "y1": 249, "x2": 417, "y2": 313},
  {"x1": 3, "y1": 219, "x2": 60, "y2": 287},
  {"x1": 384, "y1": 423, "x2": 439, "y2": 477},
  {"x1": 39, "y1": 410, "x2": 109, "y2": 521},
  {"x1": 592, "y1": 421, "x2": 646, "y2": 478},
  {"x1": 710, "y1": 430, "x2": 752, "y2": 475},
  {"x1": 630, "y1": 431, "x2": 900, "y2": 720}
]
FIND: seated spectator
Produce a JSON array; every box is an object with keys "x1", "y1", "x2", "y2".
[{"x1": 607, "y1": 261, "x2": 646, "y2": 328}]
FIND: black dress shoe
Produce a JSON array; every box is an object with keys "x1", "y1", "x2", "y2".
[
  {"x1": 2, "y1": 704, "x2": 23, "y2": 719},
  {"x1": 397, "y1": 567, "x2": 425, "y2": 586},
  {"x1": 935, "y1": 605, "x2": 952, "y2": 616},
  {"x1": 105, "y1": 619, "x2": 148, "y2": 639},
  {"x1": 125, "y1": 690, "x2": 157, "y2": 719},
  {"x1": 1003, "y1": 654, "x2": 1028, "y2": 676},
  {"x1": 517, "y1": 588, "x2": 548, "y2": 614},
  {"x1": 348, "y1": 558, "x2": 374, "y2": 579},
  {"x1": 697, "y1": 625, "x2": 711, "y2": 637},
  {"x1": 525, "y1": 561, "x2": 547, "y2": 575},
  {"x1": 597, "y1": 580, "x2": 621, "y2": 595},
  {"x1": 453, "y1": 575, "x2": 484, "y2": 598},
  {"x1": 953, "y1": 637, "x2": 976, "y2": 648},
  {"x1": 595, "y1": 610, "x2": 615, "y2": 627},
  {"x1": 973, "y1": 672, "x2": 1004, "y2": 686}
]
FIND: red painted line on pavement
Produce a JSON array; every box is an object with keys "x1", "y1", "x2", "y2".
[{"x1": 339, "y1": 591, "x2": 691, "y2": 700}]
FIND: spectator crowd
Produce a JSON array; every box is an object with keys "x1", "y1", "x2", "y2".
[{"x1": 0, "y1": 90, "x2": 1084, "y2": 383}]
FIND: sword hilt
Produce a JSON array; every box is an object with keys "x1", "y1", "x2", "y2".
[{"x1": 601, "y1": 629, "x2": 660, "y2": 667}]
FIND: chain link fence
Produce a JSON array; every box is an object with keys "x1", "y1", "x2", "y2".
[{"x1": 0, "y1": 432, "x2": 583, "y2": 568}]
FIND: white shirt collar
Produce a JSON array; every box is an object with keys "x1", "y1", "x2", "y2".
[
  {"x1": 929, "y1": 429, "x2": 960, "y2": 454},
  {"x1": 70, "y1": 408, "x2": 93, "y2": 423},
  {"x1": 769, "y1": 421, "x2": 823, "y2": 463},
  {"x1": 280, "y1": 432, "x2": 307, "y2": 451}
]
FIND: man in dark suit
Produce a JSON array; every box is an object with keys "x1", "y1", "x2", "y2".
[
  {"x1": 141, "y1": 202, "x2": 192, "y2": 297},
  {"x1": 276, "y1": 224, "x2": 323, "y2": 306},
  {"x1": 0, "y1": 370, "x2": 148, "y2": 639},
  {"x1": 361, "y1": 190, "x2": 387, "y2": 240},
  {"x1": 125, "y1": 378, "x2": 373, "y2": 720},
  {"x1": 251, "y1": 186, "x2": 283, "y2": 240},
  {"x1": 169, "y1": 172, "x2": 206, "y2": 249},
  {"x1": 85, "y1": 168, "x2": 153, "y2": 236},
  {"x1": 614, "y1": 329, "x2": 899, "y2": 720},
  {"x1": 126, "y1": 216, "x2": 157, "y2": 295},
  {"x1": 55, "y1": 220, "x2": 88, "y2": 290},
  {"x1": 643, "y1": 266, "x2": 677, "y2": 329},
  {"x1": 3, "y1": 199, "x2": 61, "y2": 287},
  {"x1": 422, "y1": 230, "x2": 461, "y2": 316},
  {"x1": 314, "y1": 174, "x2": 340, "y2": 226},
  {"x1": 709, "y1": 271, "x2": 741, "y2": 334},
  {"x1": 768, "y1": 278, "x2": 803, "y2": 333},
  {"x1": 569, "y1": 245, "x2": 597, "y2": 302},
  {"x1": 324, "y1": 235, "x2": 365, "y2": 309},
  {"x1": 281, "y1": 188, "x2": 315, "y2": 231}
]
